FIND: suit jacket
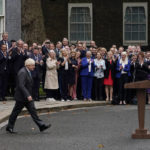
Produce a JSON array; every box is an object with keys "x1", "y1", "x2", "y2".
[
  {"x1": 0, "y1": 40, "x2": 12, "y2": 50},
  {"x1": 42, "y1": 46, "x2": 49, "y2": 55},
  {"x1": 30, "y1": 54, "x2": 43, "y2": 78},
  {"x1": 15, "y1": 67, "x2": 33, "y2": 102},
  {"x1": 0, "y1": 50, "x2": 10, "y2": 75},
  {"x1": 104, "y1": 59, "x2": 116, "y2": 80},
  {"x1": 54, "y1": 48, "x2": 60, "y2": 59},
  {"x1": 116, "y1": 59, "x2": 131, "y2": 78},
  {"x1": 11, "y1": 48, "x2": 28, "y2": 75},
  {"x1": 80, "y1": 57, "x2": 95, "y2": 77},
  {"x1": 135, "y1": 62, "x2": 149, "y2": 81}
]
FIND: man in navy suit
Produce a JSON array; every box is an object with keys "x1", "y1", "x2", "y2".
[
  {"x1": 30, "y1": 47, "x2": 43, "y2": 101},
  {"x1": 0, "y1": 32, "x2": 12, "y2": 52},
  {"x1": 0, "y1": 44, "x2": 11, "y2": 101}
]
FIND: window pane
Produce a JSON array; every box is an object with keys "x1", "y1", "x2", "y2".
[
  {"x1": 84, "y1": 14, "x2": 91, "y2": 22},
  {"x1": 125, "y1": 24, "x2": 131, "y2": 31},
  {"x1": 126, "y1": 7, "x2": 132, "y2": 14},
  {"x1": 132, "y1": 24, "x2": 138, "y2": 32},
  {"x1": 70, "y1": 32, "x2": 76, "y2": 41},
  {"x1": 132, "y1": 14, "x2": 138, "y2": 23},
  {"x1": 139, "y1": 14, "x2": 146, "y2": 23},
  {"x1": 132, "y1": 32, "x2": 139, "y2": 40},
  {"x1": 139, "y1": 32, "x2": 146, "y2": 40},
  {"x1": 78, "y1": 24, "x2": 84, "y2": 32},
  {"x1": 85, "y1": 32, "x2": 91, "y2": 41},
  {"x1": 125, "y1": 32, "x2": 131, "y2": 40},
  {"x1": 125, "y1": 14, "x2": 131, "y2": 24},
  {"x1": 70, "y1": 6, "x2": 92, "y2": 41},
  {"x1": 70, "y1": 24, "x2": 77, "y2": 32},
  {"x1": 139, "y1": 24, "x2": 146, "y2": 32},
  {"x1": 85, "y1": 24, "x2": 91, "y2": 32},
  {"x1": 0, "y1": 18, "x2": 1, "y2": 32},
  {"x1": 124, "y1": 5, "x2": 147, "y2": 43},
  {"x1": 70, "y1": 14, "x2": 76, "y2": 22},
  {"x1": 77, "y1": 32, "x2": 84, "y2": 41},
  {"x1": 84, "y1": 8, "x2": 89, "y2": 14},
  {"x1": 76, "y1": 14, "x2": 84, "y2": 22},
  {"x1": 0, "y1": 0, "x2": 3, "y2": 15},
  {"x1": 139, "y1": 7, "x2": 145, "y2": 13},
  {"x1": 0, "y1": 17, "x2": 4, "y2": 33},
  {"x1": 132, "y1": 7, "x2": 138, "y2": 13}
]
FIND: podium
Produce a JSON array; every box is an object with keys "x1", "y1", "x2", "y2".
[{"x1": 125, "y1": 80, "x2": 150, "y2": 139}]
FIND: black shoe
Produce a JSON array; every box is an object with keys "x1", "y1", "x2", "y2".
[
  {"x1": 40, "y1": 124, "x2": 51, "y2": 132},
  {"x1": 0, "y1": 98, "x2": 2, "y2": 101},
  {"x1": 6, "y1": 127, "x2": 17, "y2": 134}
]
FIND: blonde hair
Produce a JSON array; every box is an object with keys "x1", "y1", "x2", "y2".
[
  {"x1": 25, "y1": 58, "x2": 35, "y2": 66},
  {"x1": 107, "y1": 51, "x2": 113, "y2": 60}
]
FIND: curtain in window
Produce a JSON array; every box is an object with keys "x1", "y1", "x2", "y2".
[
  {"x1": 124, "y1": 6, "x2": 146, "y2": 41},
  {"x1": 70, "y1": 7, "x2": 91, "y2": 41}
]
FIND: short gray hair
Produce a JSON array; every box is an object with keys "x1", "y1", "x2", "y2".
[{"x1": 25, "y1": 58, "x2": 35, "y2": 66}]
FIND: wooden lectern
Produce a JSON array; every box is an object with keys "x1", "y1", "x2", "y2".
[{"x1": 125, "y1": 80, "x2": 150, "y2": 139}]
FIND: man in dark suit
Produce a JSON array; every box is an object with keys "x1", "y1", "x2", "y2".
[
  {"x1": 30, "y1": 47, "x2": 43, "y2": 101},
  {"x1": 11, "y1": 40, "x2": 28, "y2": 87},
  {"x1": 0, "y1": 32, "x2": 12, "y2": 52},
  {"x1": 42, "y1": 41, "x2": 50, "y2": 90},
  {"x1": 42, "y1": 41, "x2": 50, "y2": 55},
  {"x1": 0, "y1": 44, "x2": 10, "y2": 101},
  {"x1": 55, "y1": 41, "x2": 62, "y2": 59},
  {"x1": 6, "y1": 58, "x2": 51, "y2": 133}
]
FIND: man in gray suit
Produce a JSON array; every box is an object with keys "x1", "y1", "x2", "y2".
[{"x1": 6, "y1": 58, "x2": 51, "y2": 133}]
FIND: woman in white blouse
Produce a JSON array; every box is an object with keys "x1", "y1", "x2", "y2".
[{"x1": 94, "y1": 52, "x2": 106, "y2": 100}]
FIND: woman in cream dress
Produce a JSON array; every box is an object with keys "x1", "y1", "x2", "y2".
[{"x1": 44, "y1": 50, "x2": 59, "y2": 102}]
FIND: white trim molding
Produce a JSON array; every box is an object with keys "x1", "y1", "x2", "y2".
[
  {"x1": 68, "y1": 3, "x2": 93, "y2": 44},
  {"x1": 123, "y1": 2, "x2": 148, "y2": 46},
  {"x1": 0, "y1": 0, "x2": 5, "y2": 40}
]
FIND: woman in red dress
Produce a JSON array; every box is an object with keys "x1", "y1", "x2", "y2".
[{"x1": 104, "y1": 51, "x2": 115, "y2": 102}]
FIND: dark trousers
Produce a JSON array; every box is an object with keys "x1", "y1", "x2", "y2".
[
  {"x1": 7, "y1": 73, "x2": 15, "y2": 96},
  {"x1": 7, "y1": 101, "x2": 44, "y2": 129},
  {"x1": 46, "y1": 89, "x2": 58, "y2": 99},
  {"x1": 94, "y1": 77, "x2": 104, "y2": 100},
  {"x1": 42, "y1": 70, "x2": 46, "y2": 91},
  {"x1": 58, "y1": 73, "x2": 62, "y2": 100},
  {"x1": 113, "y1": 77, "x2": 120, "y2": 98},
  {"x1": 119, "y1": 74, "x2": 128, "y2": 102},
  {"x1": 81, "y1": 76, "x2": 93, "y2": 99},
  {"x1": 76, "y1": 75, "x2": 82, "y2": 100},
  {"x1": 61, "y1": 71, "x2": 69, "y2": 100},
  {"x1": 32, "y1": 77, "x2": 40, "y2": 99},
  {"x1": 0, "y1": 73, "x2": 8, "y2": 99}
]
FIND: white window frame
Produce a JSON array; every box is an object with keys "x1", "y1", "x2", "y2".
[
  {"x1": 68, "y1": 3, "x2": 93, "y2": 44},
  {"x1": 0, "y1": 0, "x2": 5, "y2": 40},
  {"x1": 123, "y1": 2, "x2": 148, "y2": 46}
]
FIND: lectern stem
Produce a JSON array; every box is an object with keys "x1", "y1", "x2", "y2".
[{"x1": 137, "y1": 89, "x2": 146, "y2": 130}]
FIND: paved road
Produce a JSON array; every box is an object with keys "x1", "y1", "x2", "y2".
[{"x1": 1, "y1": 105, "x2": 150, "y2": 150}]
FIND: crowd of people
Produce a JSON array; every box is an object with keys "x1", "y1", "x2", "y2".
[{"x1": 0, "y1": 32, "x2": 150, "y2": 105}]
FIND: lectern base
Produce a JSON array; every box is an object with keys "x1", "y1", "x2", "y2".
[{"x1": 132, "y1": 129, "x2": 150, "y2": 139}]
